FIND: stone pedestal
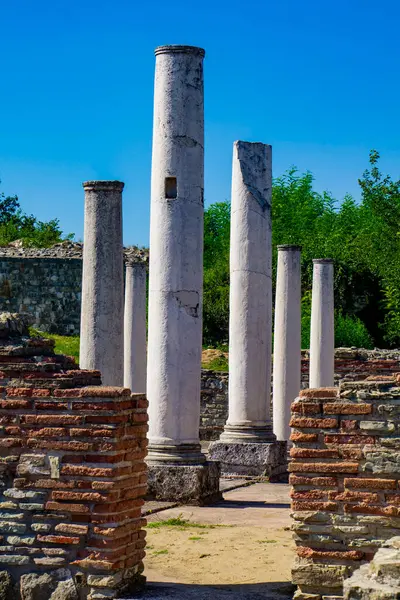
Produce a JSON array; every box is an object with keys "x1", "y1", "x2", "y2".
[
  {"x1": 208, "y1": 141, "x2": 285, "y2": 477},
  {"x1": 309, "y1": 258, "x2": 335, "y2": 388},
  {"x1": 208, "y1": 440, "x2": 286, "y2": 478},
  {"x1": 146, "y1": 45, "x2": 219, "y2": 503},
  {"x1": 80, "y1": 181, "x2": 124, "y2": 386},
  {"x1": 147, "y1": 461, "x2": 221, "y2": 505}
]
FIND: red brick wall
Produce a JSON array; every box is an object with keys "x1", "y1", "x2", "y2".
[
  {"x1": 290, "y1": 380, "x2": 400, "y2": 600},
  {"x1": 0, "y1": 335, "x2": 148, "y2": 598}
]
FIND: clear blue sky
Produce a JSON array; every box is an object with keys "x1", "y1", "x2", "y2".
[{"x1": 1, "y1": 0, "x2": 399, "y2": 246}]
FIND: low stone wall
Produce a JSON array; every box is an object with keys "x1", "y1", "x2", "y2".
[
  {"x1": 200, "y1": 370, "x2": 228, "y2": 440},
  {"x1": 199, "y1": 349, "x2": 400, "y2": 441},
  {"x1": 0, "y1": 333, "x2": 147, "y2": 599},
  {"x1": 0, "y1": 243, "x2": 148, "y2": 335},
  {"x1": 289, "y1": 380, "x2": 400, "y2": 600}
]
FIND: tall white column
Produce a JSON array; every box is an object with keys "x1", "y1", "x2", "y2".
[
  {"x1": 309, "y1": 258, "x2": 334, "y2": 388},
  {"x1": 272, "y1": 245, "x2": 302, "y2": 441},
  {"x1": 221, "y1": 140, "x2": 274, "y2": 443},
  {"x1": 147, "y1": 45, "x2": 205, "y2": 464},
  {"x1": 124, "y1": 261, "x2": 147, "y2": 393},
  {"x1": 80, "y1": 181, "x2": 124, "y2": 386}
]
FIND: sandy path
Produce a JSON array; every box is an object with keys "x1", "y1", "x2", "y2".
[{"x1": 144, "y1": 483, "x2": 295, "y2": 588}]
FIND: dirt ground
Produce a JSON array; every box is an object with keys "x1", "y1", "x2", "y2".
[{"x1": 144, "y1": 483, "x2": 295, "y2": 592}]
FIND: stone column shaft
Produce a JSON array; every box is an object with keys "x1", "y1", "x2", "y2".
[
  {"x1": 124, "y1": 262, "x2": 147, "y2": 393},
  {"x1": 147, "y1": 45, "x2": 205, "y2": 464},
  {"x1": 272, "y1": 245, "x2": 302, "y2": 442},
  {"x1": 80, "y1": 181, "x2": 124, "y2": 386},
  {"x1": 309, "y1": 259, "x2": 334, "y2": 388},
  {"x1": 221, "y1": 140, "x2": 274, "y2": 442}
]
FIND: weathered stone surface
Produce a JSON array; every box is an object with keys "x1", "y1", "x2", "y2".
[
  {"x1": 147, "y1": 461, "x2": 221, "y2": 505},
  {"x1": 208, "y1": 440, "x2": 286, "y2": 477},
  {"x1": 292, "y1": 559, "x2": 350, "y2": 587},
  {"x1": 20, "y1": 570, "x2": 78, "y2": 600},
  {"x1": 344, "y1": 539, "x2": 400, "y2": 599},
  {"x1": 0, "y1": 571, "x2": 12, "y2": 600}
]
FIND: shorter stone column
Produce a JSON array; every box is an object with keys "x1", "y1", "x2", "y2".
[
  {"x1": 80, "y1": 181, "x2": 124, "y2": 386},
  {"x1": 209, "y1": 141, "x2": 286, "y2": 478},
  {"x1": 124, "y1": 261, "x2": 147, "y2": 393},
  {"x1": 273, "y1": 245, "x2": 302, "y2": 442},
  {"x1": 309, "y1": 258, "x2": 334, "y2": 388}
]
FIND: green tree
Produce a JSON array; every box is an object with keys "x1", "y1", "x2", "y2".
[{"x1": 0, "y1": 181, "x2": 73, "y2": 247}]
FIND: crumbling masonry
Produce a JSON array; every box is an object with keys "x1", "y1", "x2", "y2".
[
  {"x1": 290, "y1": 379, "x2": 400, "y2": 599},
  {"x1": 0, "y1": 315, "x2": 147, "y2": 599}
]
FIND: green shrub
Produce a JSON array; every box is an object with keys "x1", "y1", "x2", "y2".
[{"x1": 335, "y1": 314, "x2": 374, "y2": 349}]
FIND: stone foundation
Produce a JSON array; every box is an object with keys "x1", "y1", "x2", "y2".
[
  {"x1": 147, "y1": 461, "x2": 221, "y2": 505},
  {"x1": 290, "y1": 380, "x2": 400, "y2": 600},
  {"x1": 344, "y1": 536, "x2": 400, "y2": 599},
  {"x1": 0, "y1": 327, "x2": 147, "y2": 599},
  {"x1": 208, "y1": 440, "x2": 287, "y2": 477}
]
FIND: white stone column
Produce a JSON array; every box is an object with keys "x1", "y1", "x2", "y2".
[
  {"x1": 309, "y1": 258, "x2": 334, "y2": 388},
  {"x1": 80, "y1": 181, "x2": 124, "y2": 386},
  {"x1": 221, "y1": 140, "x2": 274, "y2": 442},
  {"x1": 272, "y1": 245, "x2": 302, "y2": 441},
  {"x1": 147, "y1": 45, "x2": 206, "y2": 465},
  {"x1": 124, "y1": 261, "x2": 147, "y2": 393}
]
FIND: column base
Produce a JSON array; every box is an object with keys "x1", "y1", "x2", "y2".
[
  {"x1": 208, "y1": 439, "x2": 287, "y2": 477},
  {"x1": 147, "y1": 461, "x2": 221, "y2": 505},
  {"x1": 147, "y1": 442, "x2": 206, "y2": 465},
  {"x1": 219, "y1": 422, "x2": 276, "y2": 443}
]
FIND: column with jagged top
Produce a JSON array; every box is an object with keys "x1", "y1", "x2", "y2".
[{"x1": 209, "y1": 141, "x2": 286, "y2": 477}]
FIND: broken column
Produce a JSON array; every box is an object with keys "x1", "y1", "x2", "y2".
[
  {"x1": 80, "y1": 181, "x2": 124, "y2": 386},
  {"x1": 124, "y1": 260, "x2": 147, "y2": 393},
  {"x1": 309, "y1": 258, "x2": 334, "y2": 388},
  {"x1": 146, "y1": 45, "x2": 220, "y2": 503},
  {"x1": 272, "y1": 245, "x2": 302, "y2": 442},
  {"x1": 209, "y1": 141, "x2": 286, "y2": 477}
]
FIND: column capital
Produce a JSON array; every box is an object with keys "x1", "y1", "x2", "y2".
[
  {"x1": 82, "y1": 181, "x2": 124, "y2": 192},
  {"x1": 155, "y1": 45, "x2": 205, "y2": 57},
  {"x1": 277, "y1": 245, "x2": 302, "y2": 251}
]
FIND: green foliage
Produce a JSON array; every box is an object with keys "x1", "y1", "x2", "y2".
[
  {"x1": 203, "y1": 151, "x2": 400, "y2": 348},
  {"x1": 0, "y1": 181, "x2": 73, "y2": 247},
  {"x1": 30, "y1": 328, "x2": 80, "y2": 362},
  {"x1": 203, "y1": 201, "x2": 230, "y2": 346},
  {"x1": 201, "y1": 355, "x2": 229, "y2": 371},
  {"x1": 334, "y1": 314, "x2": 374, "y2": 349}
]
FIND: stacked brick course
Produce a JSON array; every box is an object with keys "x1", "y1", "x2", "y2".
[
  {"x1": 0, "y1": 329, "x2": 147, "y2": 599},
  {"x1": 290, "y1": 379, "x2": 400, "y2": 600}
]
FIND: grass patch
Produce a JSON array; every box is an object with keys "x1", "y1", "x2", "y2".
[
  {"x1": 147, "y1": 515, "x2": 231, "y2": 530},
  {"x1": 30, "y1": 328, "x2": 80, "y2": 362},
  {"x1": 188, "y1": 536, "x2": 202, "y2": 541},
  {"x1": 257, "y1": 539, "x2": 277, "y2": 544},
  {"x1": 201, "y1": 356, "x2": 229, "y2": 371},
  {"x1": 152, "y1": 549, "x2": 168, "y2": 556}
]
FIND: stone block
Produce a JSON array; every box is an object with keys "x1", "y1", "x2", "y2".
[
  {"x1": 147, "y1": 461, "x2": 221, "y2": 505},
  {"x1": 208, "y1": 440, "x2": 286, "y2": 477}
]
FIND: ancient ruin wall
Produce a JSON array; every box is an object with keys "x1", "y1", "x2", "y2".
[
  {"x1": 200, "y1": 350, "x2": 400, "y2": 440},
  {"x1": 0, "y1": 330, "x2": 147, "y2": 599},
  {"x1": 290, "y1": 380, "x2": 400, "y2": 600},
  {"x1": 0, "y1": 244, "x2": 148, "y2": 335}
]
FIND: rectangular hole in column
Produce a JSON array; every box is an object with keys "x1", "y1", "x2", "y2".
[{"x1": 165, "y1": 177, "x2": 177, "y2": 199}]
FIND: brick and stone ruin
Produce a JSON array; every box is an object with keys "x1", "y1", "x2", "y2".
[
  {"x1": 290, "y1": 381, "x2": 400, "y2": 599},
  {"x1": 0, "y1": 313, "x2": 147, "y2": 598},
  {"x1": 2, "y1": 43, "x2": 400, "y2": 600}
]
